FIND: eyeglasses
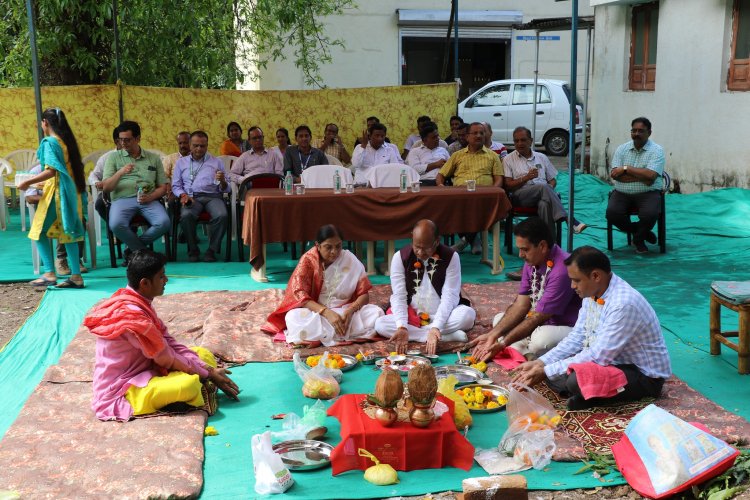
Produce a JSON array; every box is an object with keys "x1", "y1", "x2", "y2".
[
  {"x1": 630, "y1": 129, "x2": 648, "y2": 135},
  {"x1": 118, "y1": 137, "x2": 135, "y2": 143},
  {"x1": 249, "y1": 135, "x2": 264, "y2": 140}
]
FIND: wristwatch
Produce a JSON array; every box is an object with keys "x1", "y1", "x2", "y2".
[
  {"x1": 496, "y1": 336, "x2": 506, "y2": 348},
  {"x1": 623, "y1": 166, "x2": 628, "y2": 173}
]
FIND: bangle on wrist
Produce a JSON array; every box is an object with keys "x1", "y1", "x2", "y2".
[
  {"x1": 319, "y1": 307, "x2": 328, "y2": 316},
  {"x1": 496, "y1": 335, "x2": 506, "y2": 348}
]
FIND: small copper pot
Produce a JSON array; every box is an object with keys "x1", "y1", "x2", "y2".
[
  {"x1": 409, "y1": 403, "x2": 434, "y2": 428},
  {"x1": 374, "y1": 406, "x2": 398, "y2": 427}
]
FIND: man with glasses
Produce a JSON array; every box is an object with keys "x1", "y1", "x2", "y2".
[
  {"x1": 606, "y1": 117, "x2": 665, "y2": 254},
  {"x1": 375, "y1": 219, "x2": 476, "y2": 355},
  {"x1": 172, "y1": 131, "x2": 229, "y2": 262},
  {"x1": 228, "y1": 126, "x2": 283, "y2": 184},
  {"x1": 103, "y1": 121, "x2": 171, "y2": 265}
]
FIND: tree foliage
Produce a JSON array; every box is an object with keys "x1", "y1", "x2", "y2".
[{"x1": 0, "y1": 0, "x2": 355, "y2": 88}]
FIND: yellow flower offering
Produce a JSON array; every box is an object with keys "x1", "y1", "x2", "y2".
[
  {"x1": 204, "y1": 426, "x2": 219, "y2": 436},
  {"x1": 470, "y1": 361, "x2": 488, "y2": 372}
]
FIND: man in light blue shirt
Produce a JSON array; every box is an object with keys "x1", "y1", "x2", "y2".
[
  {"x1": 172, "y1": 131, "x2": 230, "y2": 262},
  {"x1": 513, "y1": 246, "x2": 671, "y2": 410},
  {"x1": 606, "y1": 117, "x2": 665, "y2": 254}
]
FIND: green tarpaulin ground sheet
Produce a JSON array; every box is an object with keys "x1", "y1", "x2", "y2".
[{"x1": 1, "y1": 173, "x2": 750, "y2": 498}]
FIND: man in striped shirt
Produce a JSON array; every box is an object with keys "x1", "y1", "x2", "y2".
[
  {"x1": 606, "y1": 117, "x2": 665, "y2": 254},
  {"x1": 513, "y1": 246, "x2": 671, "y2": 410}
]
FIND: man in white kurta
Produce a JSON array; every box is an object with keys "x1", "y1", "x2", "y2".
[
  {"x1": 351, "y1": 123, "x2": 402, "y2": 184},
  {"x1": 375, "y1": 220, "x2": 476, "y2": 354}
]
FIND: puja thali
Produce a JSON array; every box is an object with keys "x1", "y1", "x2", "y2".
[
  {"x1": 434, "y1": 365, "x2": 487, "y2": 386},
  {"x1": 272, "y1": 440, "x2": 333, "y2": 471},
  {"x1": 457, "y1": 384, "x2": 509, "y2": 413},
  {"x1": 304, "y1": 353, "x2": 358, "y2": 372},
  {"x1": 375, "y1": 355, "x2": 431, "y2": 376}
]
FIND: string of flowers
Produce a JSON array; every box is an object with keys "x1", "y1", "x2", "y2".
[
  {"x1": 527, "y1": 260, "x2": 554, "y2": 317},
  {"x1": 583, "y1": 297, "x2": 606, "y2": 348},
  {"x1": 413, "y1": 254, "x2": 440, "y2": 326}
]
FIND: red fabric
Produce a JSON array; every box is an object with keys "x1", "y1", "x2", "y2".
[
  {"x1": 568, "y1": 362, "x2": 628, "y2": 400},
  {"x1": 261, "y1": 247, "x2": 371, "y2": 342},
  {"x1": 492, "y1": 346, "x2": 526, "y2": 370},
  {"x1": 83, "y1": 287, "x2": 166, "y2": 358},
  {"x1": 385, "y1": 306, "x2": 422, "y2": 328},
  {"x1": 612, "y1": 422, "x2": 739, "y2": 499},
  {"x1": 327, "y1": 394, "x2": 474, "y2": 474}
]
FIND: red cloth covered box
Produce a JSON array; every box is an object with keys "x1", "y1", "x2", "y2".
[{"x1": 327, "y1": 394, "x2": 475, "y2": 474}]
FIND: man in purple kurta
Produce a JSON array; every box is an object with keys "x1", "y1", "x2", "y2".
[{"x1": 470, "y1": 217, "x2": 581, "y2": 362}]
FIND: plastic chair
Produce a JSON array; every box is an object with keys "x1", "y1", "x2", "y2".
[
  {"x1": 325, "y1": 153, "x2": 343, "y2": 166},
  {"x1": 0, "y1": 158, "x2": 13, "y2": 230},
  {"x1": 606, "y1": 171, "x2": 670, "y2": 254},
  {"x1": 170, "y1": 196, "x2": 232, "y2": 262},
  {"x1": 219, "y1": 155, "x2": 240, "y2": 240},
  {"x1": 145, "y1": 149, "x2": 168, "y2": 161},
  {"x1": 300, "y1": 164, "x2": 353, "y2": 188},
  {"x1": 82, "y1": 149, "x2": 109, "y2": 177},
  {"x1": 235, "y1": 173, "x2": 283, "y2": 261},
  {"x1": 366, "y1": 164, "x2": 419, "y2": 188}
]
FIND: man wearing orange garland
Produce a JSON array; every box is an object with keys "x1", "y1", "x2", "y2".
[
  {"x1": 469, "y1": 217, "x2": 581, "y2": 362},
  {"x1": 375, "y1": 219, "x2": 476, "y2": 355},
  {"x1": 512, "y1": 246, "x2": 670, "y2": 410}
]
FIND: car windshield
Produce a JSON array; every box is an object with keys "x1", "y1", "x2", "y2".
[{"x1": 562, "y1": 84, "x2": 584, "y2": 106}]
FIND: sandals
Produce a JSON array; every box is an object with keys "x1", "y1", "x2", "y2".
[
  {"x1": 29, "y1": 277, "x2": 57, "y2": 287},
  {"x1": 56, "y1": 278, "x2": 85, "y2": 289}
]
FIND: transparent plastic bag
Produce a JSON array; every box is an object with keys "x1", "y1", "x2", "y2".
[
  {"x1": 436, "y1": 375, "x2": 472, "y2": 429},
  {"x1": 251, "y1": 431, "x2": 294, "y2": 494},
  {"x1": 499, "y1": 382, "x2": 560, "y2": 454},
  {"x1": 271, "y1": 400, "x2": 328, "y2": 442},
  {"x1": 513, "y1": 429, "x2": 556, "y2": 470},
  {"x1": 293, "y1": 352, "x2": 341, "y2": 400}
]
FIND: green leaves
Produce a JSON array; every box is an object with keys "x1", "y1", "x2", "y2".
[{"x1": 0, "y1": 0, "x2": 355, "y2": 88}]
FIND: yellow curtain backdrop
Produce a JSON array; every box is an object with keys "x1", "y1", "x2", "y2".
[{"x1": 0, "y1": 83, "x2": 457, "y2": 159}]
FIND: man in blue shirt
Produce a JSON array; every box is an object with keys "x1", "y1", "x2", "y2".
[
  {"x1": 513, "y1": 246, "x2": 671, "y2": 410},
  {"x1": 606, "y1": 117, "x2": 665, "y2": 254},
  {"x1": 172, "y1": 131, "x2": 230, "y2": 262}
]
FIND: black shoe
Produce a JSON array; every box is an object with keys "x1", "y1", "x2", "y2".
[
  {"x1": 644, "y1": 231, "x2": 657, "y2": 244},
  {"x1": 177, "y1": 231, "x2": 187, "y2": 244},
  {"x1": 566, "y1": 395, "x2": 594, "y2": 411},
  {"x1": 188, "y1": 251, "x2": 200, "y2": 262},
  {"x1": 634, "y1": 241, "x2": 649, "y2": 254},
  {"x1": 203, "y1": 249, "x2": 217, "y2": 262},
  {"x1": 506, "y1": 270, "x2": 523, "y2": 281}
]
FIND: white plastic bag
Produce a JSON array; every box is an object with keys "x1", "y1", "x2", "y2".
[
  {"x1": 251, "y1": 431, "x2": 294, "y2": 495},
  {"x1": 513, "y1": 428, "x2": 556, "y2": 470}
]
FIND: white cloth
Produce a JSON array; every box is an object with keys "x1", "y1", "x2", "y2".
[
  {"x1": 366, "y1": 164, "x2": 420, "y2": 188},
  {"x1": 351, "y1": 142, "x2": 403, "y2": 184},
  {"x1": 502, "y1": 150, "x2": 558, "y2": 187},
  {"x1": 410, "y1": 139, "x2": 450, "y2": 150},
  {"x1": 405, "y1": 145, "x2": 450, "y2": 181},
  {"x1": 300, "y1": 164, "x2": 354, "y2": 188},
  {"x1": 374, "y1": 250, "x2": 476, "y2": 340},
  {"x1": 492, "y1": 312, "x2": 571, "y2": 357},
  {"x1": 403, "y1": 133, "x2": 421, "y2": 151},
  {"x1": 284, "y1": 250, "x2": 383, "y2": 346}
]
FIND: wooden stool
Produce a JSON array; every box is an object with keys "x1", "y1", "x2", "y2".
[{"x1": 710, "y1": 291, "x2": 750, "y2": 374}]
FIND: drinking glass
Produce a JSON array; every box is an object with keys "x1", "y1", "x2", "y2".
[{"x1": 466, "y1": 179, "x2": 477, "y2": 192}]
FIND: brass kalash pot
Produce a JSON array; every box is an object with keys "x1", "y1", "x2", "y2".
[
  {"x1": 407, "y1": 364, "x2": 437, "y2": 428},
  {"x1": 368, "y1": 368, "x2": 403, "y2": 427}
]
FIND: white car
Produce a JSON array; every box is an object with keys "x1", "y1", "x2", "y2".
[{"x1": 458, "y1": 79, "x2": 583, "y2": 156}]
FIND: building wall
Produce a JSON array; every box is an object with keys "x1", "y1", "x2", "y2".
[
  {"x1": 239, "y1": 1, "x2": 594, "y2": 92},
  {"x1": 590, "y1": 0, "x2": 750, "y2": 192}
]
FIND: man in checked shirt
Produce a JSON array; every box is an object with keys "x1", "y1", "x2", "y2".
[{"x1": 513, "y1": 246, "x2": 671, "y2": 410}]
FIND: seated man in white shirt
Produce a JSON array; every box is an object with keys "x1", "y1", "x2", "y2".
[
  {"x1": 351, "y1": 122, "x2": 402, "y2": 184},
  {"x1": 401, "y1": 115, "x2": 432, "y2": 160},
  {"x1": 228, "y1": 126, "x2": 283, "y2": 185},
  {"x1": 405, "y1": 123, "x2": 450, "y2": 186},
  {"x1": 409, "y1": 121, "x2": 450, "y2": 151},
  {"x1": 375, "y1": 219, "x2": 476, "y2": 355},
  {"x1": 503, "y1": 126, "x2": 586, "y2": 241}
]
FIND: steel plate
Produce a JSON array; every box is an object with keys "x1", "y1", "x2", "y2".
[
  {"x1": 375, "y1": 355, "x2": 431, "y2": 376},
  {"x1": 434, "y1": 365, "x2": 486, "y2": 385},
  {"x1": 459, "y1": 384, "x2": 509, "y2": 413},
  {"x1": 272, "y1": 440, "x2": 333, "y2": 471}
]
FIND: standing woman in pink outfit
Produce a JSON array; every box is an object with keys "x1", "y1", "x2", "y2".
[{"x1": 17, "y1": 108, "x2": 88, "y2": 288}]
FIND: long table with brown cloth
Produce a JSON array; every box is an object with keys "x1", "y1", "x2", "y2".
[{"x1": 241, "y1": 186, "x2": 512, "y2": 282}]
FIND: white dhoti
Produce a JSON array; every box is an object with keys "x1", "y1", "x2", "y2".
[
  {"x1": 375, "y1": 305, "x2": 476, "y2": 343},
  {"x1": 285, "y1": 303, "x2": 384, "y2": 347},
  {"x1": 492, "y1": 312, "x2": 571, "y2": 356}
]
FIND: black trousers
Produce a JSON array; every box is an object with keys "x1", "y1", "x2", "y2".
[
  {"x1": 548, "y1": 364, "x2": 665, "y2": 405},
  {"x1": 606, "y1": 190, "x2": 661, "y2": 243}
]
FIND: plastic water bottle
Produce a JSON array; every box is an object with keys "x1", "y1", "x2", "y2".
[
  {"x1": 399, "y1": 169, "x2": 408, "y2": 193},
  {"x1": 284, "y1": 171, "x2": 293, "y2": 195},
  {"x1": 136, "y1": 185, "x2": 144, "y2": 204},
  {"x1": 333, "y1": 170, "x2": 342, "y2": 194}
]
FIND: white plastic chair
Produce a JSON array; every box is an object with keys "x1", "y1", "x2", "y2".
[
  {"x1": 366, "y1": 164, "x2": 420, "y2": 188},
  {"x1": 5, "y1": 149, "x2": 40, "y2": 230},
  {"x1": 300, "y1": 165, "x2": 354, "y2": 188},
  {"x1": 324, "y1": 153, "x2": 343, "y2": 166},
  {"x1": 0, "y1": 158, "x2": 13, "y2": 230}
]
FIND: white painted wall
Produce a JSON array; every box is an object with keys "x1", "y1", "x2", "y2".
[
  {"x1": 238, "y1": 1, "x2": 593, "y2": 91},
  {"x1": 589, "y1": 0, "x2": 750, "y2": 192}
]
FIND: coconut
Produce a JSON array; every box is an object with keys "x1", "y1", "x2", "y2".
[
  {"x1": 407, "y1": 364, "x2": 437, "y2": 406},
  {"x1": 373, "y1": 368, "x2": 404, "y2": 408}
]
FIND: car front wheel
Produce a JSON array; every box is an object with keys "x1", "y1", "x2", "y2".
[{"x1": 543, "y1": 130, "x2": 569, "y2": 156}]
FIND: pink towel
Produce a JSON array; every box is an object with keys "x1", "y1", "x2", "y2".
[
  {"x1": 492, "y1": 346, "x2": 526, "y2": 370},
  {"x1": 568, "y1": 362, "x2": 627, "y2": 400}
]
